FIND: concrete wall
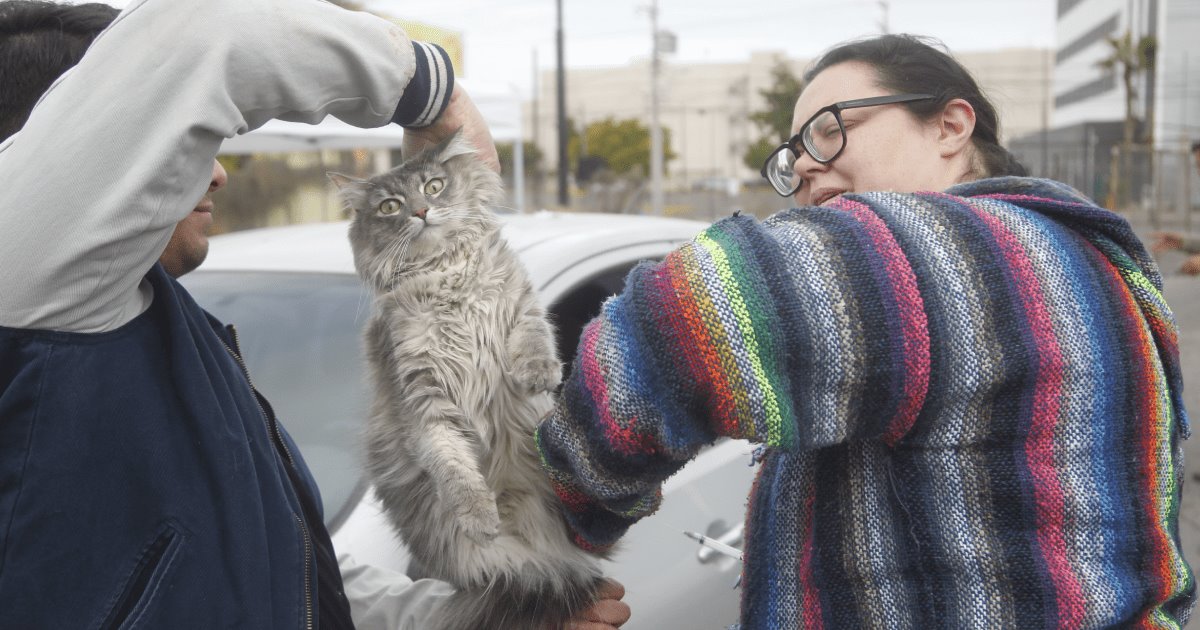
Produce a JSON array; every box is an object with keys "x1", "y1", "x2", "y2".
[
  {"x1": 1052, "y1": 0, "x2": 1130, "y2": 128},
  {"x1": 527, "y1": 47, "x2": 1054, "y2": 187},
  {"x1": 1154, "y1": 0, "x2": 1200, "y2": 150},
  {"x1": 1051, "y1": 0, "x2": 1199, "y2": 150}
]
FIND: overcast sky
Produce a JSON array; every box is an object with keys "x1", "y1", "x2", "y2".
[
  {"x1": 94, "y1": 0, "x2": 1057, "y2": 95},
  {"x1": 366, "y1": 0, "x2": 1056, "y2": 92}
]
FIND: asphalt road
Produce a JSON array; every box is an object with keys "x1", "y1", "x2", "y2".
[{"x1": 1150, "y1": 245, "x2": 1200, "y2": 627}]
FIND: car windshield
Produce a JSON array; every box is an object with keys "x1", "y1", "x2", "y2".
[{"x1": 182, "y1": 270, "x2": 370, "y2": 529}]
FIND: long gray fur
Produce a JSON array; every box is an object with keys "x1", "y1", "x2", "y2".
[{"x1": 332, "y1": 131, "x2": 605, "y2": 630}]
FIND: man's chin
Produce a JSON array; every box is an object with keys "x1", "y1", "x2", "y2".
[
  {"x1": 180, "y1": 243, "x2": 210, "y2": 277},
  {"x1": 161, "y1": 242, "x2": 209, "y2": 278}
]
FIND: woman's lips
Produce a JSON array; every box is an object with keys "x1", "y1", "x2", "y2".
[{"x1": 812, "y1": 188, "x2": 845, "y2": 206}]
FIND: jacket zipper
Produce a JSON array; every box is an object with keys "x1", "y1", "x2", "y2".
[
  {"x1": 295, "y1": 513, "x2": 315, "y2": 630},
  {"x1": 225, "y1": 325, "x2": 295, "y2": 465},
  {"x1": 219, "y1": 324, "x2": 312, "y2": 628}
]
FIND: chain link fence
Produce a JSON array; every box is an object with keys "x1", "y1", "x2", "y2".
[
  {"x1": 1108, "y1": 146, "x2": 1200, "y2": 231},
  {"x1": 1010, "y1": 127, "x2": 1200, "y2": 230}
]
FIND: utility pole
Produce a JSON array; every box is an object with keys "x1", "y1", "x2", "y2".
[
  {"x1": 1041, "y1": 50, "x2": 1050, "y2": 175},
  {"x1": 648, "y1": 0, "x2": 664, "y2": 215},
  {"x1": 555, "y1": 0, "x2": 569, "y2": 207},
  {"x1": 1184, "y1": 52, "x2": 1191, "y2": 232},
  {"x1": 531, "y1": 49, "x2": 540, "y2": 209},
  {"x1": 878, "y1": 0, "x2": 890, "y2": 34}
]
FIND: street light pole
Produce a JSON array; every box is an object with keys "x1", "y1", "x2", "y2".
[
  {"x1": 556, "y1": 0, "x2": 569, "y2": 207},
  {"x1": 648, "y1": 0, "x2": 664, "y2": 215}
]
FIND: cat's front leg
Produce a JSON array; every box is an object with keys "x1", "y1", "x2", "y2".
[
  {"x1": 410, "y1": 397, "x2": 501, "y2": 544},
  {"x1": 506, "y1": 299, "x2": 562, "y2": 395}
]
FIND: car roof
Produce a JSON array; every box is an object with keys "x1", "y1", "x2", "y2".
[{"x1": 200, "y1": 211, "x2": 710, "y2": 282}]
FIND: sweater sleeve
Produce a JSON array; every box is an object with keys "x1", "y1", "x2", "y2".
[
  {"x1": 0, "y1": 0, "x2": 437, "y2": 332},
  {"x1": 535, "y1": 208, "x2": 932, "y2": 551}
]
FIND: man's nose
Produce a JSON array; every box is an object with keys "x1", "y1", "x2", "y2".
[{"x1": 210, "y1": 160, "x2": 228, "y2": 193}]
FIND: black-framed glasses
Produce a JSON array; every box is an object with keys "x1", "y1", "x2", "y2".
[{"x1": 760, "y1": 93, "x2": 935, "y2": 197}]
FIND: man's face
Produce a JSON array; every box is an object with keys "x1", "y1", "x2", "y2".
[{"x1": 160, "y1": 160, "x2": 227, "y2": 278}]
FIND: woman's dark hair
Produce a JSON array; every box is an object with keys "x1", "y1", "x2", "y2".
[
  {"x1": 804, "y1": 34, "x2": 1028, "y2": 178},
  {"x1": 0, "y1": 1, "x2": 120, "y2": 141}
]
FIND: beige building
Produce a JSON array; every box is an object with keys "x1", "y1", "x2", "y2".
[{"x1": 528, "y1": 48, "x2": 1053, "y2": 189}]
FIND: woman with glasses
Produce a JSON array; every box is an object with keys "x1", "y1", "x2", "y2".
[{"x1": 536, "y1": 34, "x2": 1192, "y2": 629}]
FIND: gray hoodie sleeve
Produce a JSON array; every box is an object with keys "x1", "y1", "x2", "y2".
[{"x1": 0, "y1": 0, "x2": 422, "y2": 332}]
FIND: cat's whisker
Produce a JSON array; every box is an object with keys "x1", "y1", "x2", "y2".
[
  {"x1": 372, "y1": 230, "x2": 416, "y2": 289},
  {"x1": 355, "y1": 282, "x2": 370, "y2": 324},
  {"x1": 370, "y1": 241, "x2": 397, "y2": 288}
]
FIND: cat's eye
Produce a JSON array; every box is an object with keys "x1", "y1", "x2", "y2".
[
  {"x1": 424, "y1": 178, "x2": 445, "y2": 196},
  {"x1": 378, "y1": 198, "x2": 403, "y2": 215}
]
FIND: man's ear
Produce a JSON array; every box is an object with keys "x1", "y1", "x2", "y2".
[{"x1": 937, "y1": 98, "x2": 976, "y2": 158}]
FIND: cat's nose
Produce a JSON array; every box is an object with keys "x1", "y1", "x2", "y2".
[{"x1": 415, "y1": 208, "x2": 428, "y2": 220}]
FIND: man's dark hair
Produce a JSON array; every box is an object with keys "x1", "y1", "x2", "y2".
[
  {"x1": 0, "y1": 1, "x2": 119, "y2": 140},
  {"x1": 805, "y1": 34, "x2": 1029, "y2": 178}
]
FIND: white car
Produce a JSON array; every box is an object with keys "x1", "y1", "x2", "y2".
[{"x1": 182, "y1": 211, "x2": 757, "y2": 629}]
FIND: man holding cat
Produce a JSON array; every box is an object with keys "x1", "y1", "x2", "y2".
[{"x1": 0, "y1": 1, "x2": 628, "y2": 628}]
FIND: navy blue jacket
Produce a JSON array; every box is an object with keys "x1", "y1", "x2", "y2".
[{"x1": 0, "y1": 265, "x2": 352, "y2": 628}]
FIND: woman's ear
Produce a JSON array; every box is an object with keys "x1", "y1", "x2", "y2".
[{"x1": 937, "y1": 98, "x2": 976, "y2": 158}]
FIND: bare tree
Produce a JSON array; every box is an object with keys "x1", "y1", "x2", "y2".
[
  {"x1": 1098, "y1": 30, "x2": 1157, "y2": 208},
  {"x1": 1098, "y1": 30, "x2": 1157, "y2": 147}
]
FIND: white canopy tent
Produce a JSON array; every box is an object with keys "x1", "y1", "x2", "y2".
[{"x1": 217, "y1": 80, "x2": 527, "y2": 212}]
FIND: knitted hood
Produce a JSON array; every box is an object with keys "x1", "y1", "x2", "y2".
[{"x1": 950, "y1": 176, "x2": 1189, "y2": 436}]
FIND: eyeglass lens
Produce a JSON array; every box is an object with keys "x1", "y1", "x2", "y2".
[
  {"x1": 765, "y1": 148, "x2": 798, "y2": 195},
  {"x1": 765, "y1": 109, "x2": 846, "y2": 195},
  {"x1": 802, "y1": 111, "x2": 844, "y2": 162}
]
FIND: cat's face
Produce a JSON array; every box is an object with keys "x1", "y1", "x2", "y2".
[{"x1": 333, "y1": 132, "x2": 502, "y2": 289}]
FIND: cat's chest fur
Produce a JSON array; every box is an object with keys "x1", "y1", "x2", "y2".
[{"x1": 375, "y1": 249, "x2": 521, "y2": 383}]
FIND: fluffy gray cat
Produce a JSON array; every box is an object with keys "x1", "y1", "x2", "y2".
[{"x1": 330, "y1": 131, "x2": 604, "y2": 630}]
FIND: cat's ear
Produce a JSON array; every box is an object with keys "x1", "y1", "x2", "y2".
[
  {"x1": 433, "y1": 127, "x2": 477, "y2": 164},
  {"x1": 328, "y1": 172, "x2": 370, "y2": 212},
  {"x1": 327, "y1": 172, "x2": 366, "y2": 190}
]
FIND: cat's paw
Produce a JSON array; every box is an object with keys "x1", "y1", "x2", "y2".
[
  {"x1": 457, "y1": 498, "x2": 501, "y2": 544},
  {"x1": 511, "y1": 357, "x2": 562, "y2": 394}
]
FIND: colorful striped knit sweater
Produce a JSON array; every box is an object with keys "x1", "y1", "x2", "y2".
[{"x1": 535, "y1": 177, "x2": 1195, "y2": 629}]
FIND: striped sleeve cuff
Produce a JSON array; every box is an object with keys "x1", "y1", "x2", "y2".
[{"x1": 390, "y1": 42, "x2": 454, "y2": 128}]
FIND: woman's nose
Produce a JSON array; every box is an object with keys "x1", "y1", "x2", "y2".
[
  {"x1": 792, "y1": 149, "x2": 826, "y2": 179},
  {"x1": 789, "y1": 151, "x2": 826, "y2": 203}
]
